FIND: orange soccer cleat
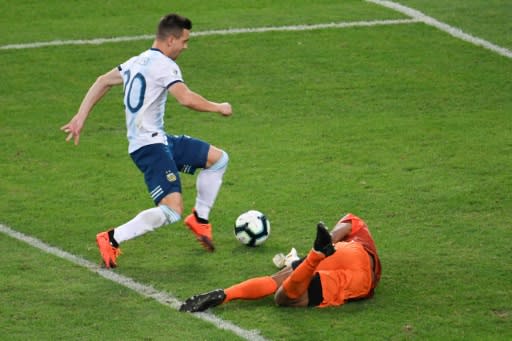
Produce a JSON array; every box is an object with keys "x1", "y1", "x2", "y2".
[
  {"x1": 184, "y1": 210, "x2": 215, "y2": 252},
  {"x1": 96, "y1": 231, "x2": 121, "y2": 268}
]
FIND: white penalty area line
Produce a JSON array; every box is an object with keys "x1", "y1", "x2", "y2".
[
  {"x1": 0, "y1": 18, "x2": 419, "y2": 50},
  {"x1": 0, "y1": 223, "x2": 268, "y2": 341},
  {"x1": 366, "y1": 0, "x2": 512, "y2": 59}
]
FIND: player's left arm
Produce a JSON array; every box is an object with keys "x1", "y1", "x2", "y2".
[{"x1": 169, "y1": 82, "x2": 232, "y2": 116}]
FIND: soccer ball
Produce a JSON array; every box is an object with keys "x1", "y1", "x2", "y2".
[{"x1": 234, "y1": 210, "x2": 270, "y2": 247}]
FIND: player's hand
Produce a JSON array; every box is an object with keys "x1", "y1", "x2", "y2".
[
  {"x1": 218, "y1": 102, "x2": 232, "y2": 116},
  {"x1": 60, "y1": 114, "x2": 85, "y2": 145}
]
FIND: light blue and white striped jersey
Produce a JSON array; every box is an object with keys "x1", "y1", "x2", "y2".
[{"x1": 118, "y1": 48, "x2": 183, "y2": 153}]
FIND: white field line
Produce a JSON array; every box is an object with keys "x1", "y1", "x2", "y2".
[
  {"x1": 0, "y1": 223, "x2": 268, "y2": 341},
  {"x1": 366, "y1": 0, "x2": 512, "y2": 59},
  {"x1": 0, "y1": 19, "x2": 419, "y2": 50}
]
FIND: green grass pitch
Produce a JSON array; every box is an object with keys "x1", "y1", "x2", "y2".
[{"x1": 1, "y1": 1, "x2": 511, "y2": 340}]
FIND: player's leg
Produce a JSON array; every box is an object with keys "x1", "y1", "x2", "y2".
[
  {"x1": 180, "y1": 266, "x2": 291, "y2": 313},
  {"x1": 222, "y1": 265, "x2": 292, "y2": 303},
  {"x1": 195, "y1": 145, "x2": 229, "y2": 220},
  {"x1": 169, "y1": 135, "x2": 228, "y2": 251},
  {"x1": 274, "y1": 223, "x2": 334, "y2": 307},
  {"x1": 180, "y1": 255, "x2": 324, "y2": 311},
  {"x1": 274, "y1": 251, "x2": 324, "y2": 307},
  {"x1": 96, "y1": 143, "x2": 182, "y2": 268}
]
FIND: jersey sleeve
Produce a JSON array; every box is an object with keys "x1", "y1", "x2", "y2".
[
  {"x1": 118, "y1": 56, "x2": 137, "y2": 72},
  {"x1": 163, "y1": 62, "x2": 184, "y2": 89}
]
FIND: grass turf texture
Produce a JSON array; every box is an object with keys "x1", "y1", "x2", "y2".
[{"x1": 1, "y1": 1, "x2": 511, "y2": 340}]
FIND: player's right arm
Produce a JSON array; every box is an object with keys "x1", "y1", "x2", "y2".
[
  {"x1": 169, "y1": 82, "x2": 232, "y2": 116},
  {"x1": 61, "y1": 67, "x2": 123, "y2": 145}
]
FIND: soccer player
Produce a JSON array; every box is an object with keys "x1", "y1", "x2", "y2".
[
  {"x1": 179, "y1": 213, "x2": 381, "y2": 311},
  {"x1": 61, "y1": 14, "x2": 232, "y2": 268}
]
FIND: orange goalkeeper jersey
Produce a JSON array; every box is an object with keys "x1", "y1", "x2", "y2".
[{"x1": 338, "y1": 213, "x2": 381, "y2": 290}]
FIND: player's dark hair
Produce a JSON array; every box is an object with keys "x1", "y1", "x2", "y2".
[{"x1": 157, "y1": 14, "x2": 192, "y2": 40}]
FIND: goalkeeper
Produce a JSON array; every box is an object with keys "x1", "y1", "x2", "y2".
[{"x1": 180, "y1": 213, "x2": 381, "y2": 311}]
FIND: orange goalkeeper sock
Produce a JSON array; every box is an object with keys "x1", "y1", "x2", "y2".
[
  {"x1": 282, "y1": 249, "x2": 325, "y2": 299},
  {"x1": 224, "y1": 276, "x2": 278, "y2": 303}
]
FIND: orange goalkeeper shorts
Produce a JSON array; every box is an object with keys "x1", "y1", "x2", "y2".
[{"x1": 315, "y1": 241, "x2": 373, "y2": 308}]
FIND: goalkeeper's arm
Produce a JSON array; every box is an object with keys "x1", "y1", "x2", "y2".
[{"x1": 330, "y1": 221, "x2": 352, "y2": 243}]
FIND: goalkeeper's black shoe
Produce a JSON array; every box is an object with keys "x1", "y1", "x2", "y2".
[
  {"x1": 313, "y1": 222, "x2": 335, "y2": 257},
  {"x1": 179, "y1": 289, "x2": 226, "y2": 313}
]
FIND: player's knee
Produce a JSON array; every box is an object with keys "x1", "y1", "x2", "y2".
[
  {"x1": 274, "y1": 285, "x2": 309, "y2": 307},
  {"x1": 273, "y1": 286, "x2": 289, "y2": 306},
  {"x1": 208, "y1": 150, "x2": 228, "y2": 171},
  {"x1": 159, "y1": 193, "x2": 183, "y2": 216}
]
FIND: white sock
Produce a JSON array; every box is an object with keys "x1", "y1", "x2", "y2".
[
  {"x1": 195, "y1": 151, "x2": 228, "y2": 220},
  {"x1": 113, "y1": 206, "x2": 180, "y2": 244}
]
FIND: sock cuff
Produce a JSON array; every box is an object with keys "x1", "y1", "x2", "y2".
[
  {"x1": 159, "y1": 205, "x2": 181, "y2": 224},
  {"x1": 307, "y1": 249, "x2": 326, "y2": 264}
]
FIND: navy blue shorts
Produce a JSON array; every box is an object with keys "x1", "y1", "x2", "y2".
[{"x1": 130, "y1": 134, "x2": 210, "y2": 204}]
